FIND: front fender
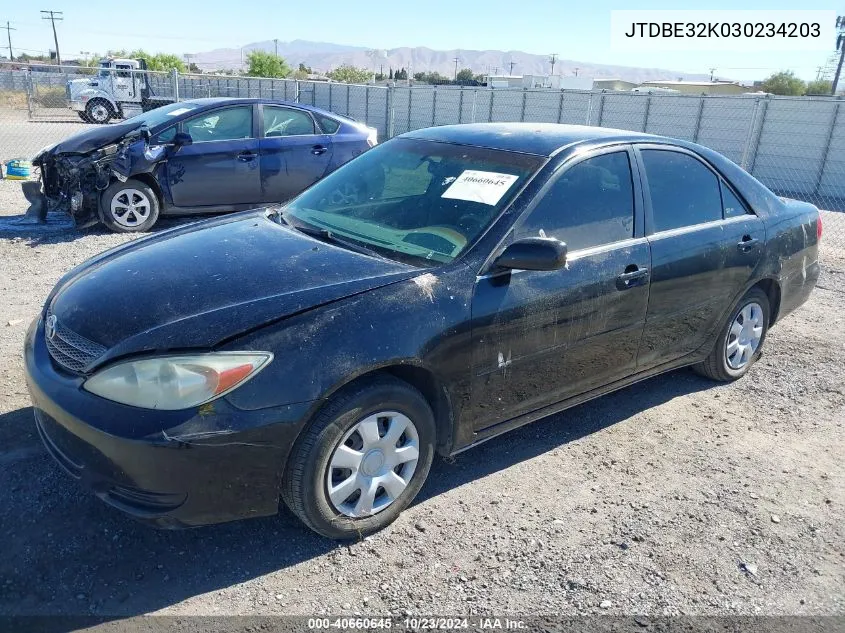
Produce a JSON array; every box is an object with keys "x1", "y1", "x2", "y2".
[{"x1": 74, "y1": 88, "x2": 115, "y2": 109}]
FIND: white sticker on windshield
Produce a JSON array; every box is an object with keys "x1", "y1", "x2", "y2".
[
  {"x1": 167, "y1": 107, "x2": 194, "y2": 116},
  {"x1": 441, "y1": 170, "x2": 519, "y2": 206}
]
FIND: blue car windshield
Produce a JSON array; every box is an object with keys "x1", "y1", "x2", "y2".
[
  {"x1": 122, "y1": 102, "x2": 202, "y2": 129},
  {"x1": 284, "y1": 138, "x2": 543, "y2": 266}
]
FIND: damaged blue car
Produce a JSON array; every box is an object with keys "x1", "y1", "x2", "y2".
[{"x1": 31, "y1": 98, "x2": 378, "y2": 232}]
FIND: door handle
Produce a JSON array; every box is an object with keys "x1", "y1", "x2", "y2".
[
  {"x1": 737, "y1": 235, "x2": 759, "y2": 251},
  {"x1": 236, "y1": 151, "x2": 257, "y2": 162},
  {"x1": 311, "y1": 145, "x2": 328, "y2": 155},
  {"x1": 617, "y1": 266, "x2": 649, "y2": 289}
]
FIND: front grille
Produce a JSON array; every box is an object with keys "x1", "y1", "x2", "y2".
[{"x1": 44, "y1": 308, "x2": 106, "y2": 373}]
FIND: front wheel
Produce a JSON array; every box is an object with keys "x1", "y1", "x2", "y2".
[
  {"x1": 694, "y1": 287, "x2": 770, "y2": 382},
  {"x1": 85, "y1": 99, "x2": 112, "y2": 124},
  {"x1": 77, "y1": 111, "x2": 92, "y2": 124},
  {"x1": 282, "y1": 376, "x2": 436, "y2": 539},
  {"x1": 99, "y1": 179, "x2": 160, "y2": 233}
]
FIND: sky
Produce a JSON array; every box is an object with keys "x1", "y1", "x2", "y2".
[{"x1": 2, "y1": 0, "x2": 841, "y2": 81}]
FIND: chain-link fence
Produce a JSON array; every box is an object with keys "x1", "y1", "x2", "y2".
[{"x1": 1, "y1": 62, "x2": 843, "y2": 248}]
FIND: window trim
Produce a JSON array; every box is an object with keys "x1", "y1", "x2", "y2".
[
  {"x1": 633, "y1": 143, "x2": 756, "y2": 236},
  {"x1": 258, "y1": 103, "x2": 320, "y2": 139},
  {"x1": 178, "y1": 104, "x2": 257, "y2": 144},
  {"x1": 509, "y1": 144, "x2": 643, "y2": 252}
]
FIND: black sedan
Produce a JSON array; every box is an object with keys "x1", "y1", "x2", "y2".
[{"x1": 24, "y1": 123, "x2": 821, "y2": 539}]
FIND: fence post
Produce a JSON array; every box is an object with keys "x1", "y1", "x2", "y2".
[
  {"x1": 386, "y1": 85, "x2": 395, "y2": 139},
  {"x1": 431, "y1": 87, "x2": 437, "y2": 126},
  {"x1": 557, "y1": 90, "x2": 565, "y2": 123},
  {"x1": 692, "y1": 96, "x2": 705, "y2": 142},
  {"x1": 295, "y1": 80, "x2": 300, "y2": 103},
  {"x1": 520, "y1": 89, "x2": 527, "y2": 122},
  {"x1": 364, "y1": 86, "x2": 370, "y2": 125},
  {"x1": 328, "y1": 82, "x2": 333, "y2": 111},
  {"x1": 458, "y1": 87, "x2": 464, "y2": 123},
  {"x1": 642, "y1": 95, "x2": 652, "y2": 132},
  {"x1": 488, "y1": 89, "x2": 495, "y2": 122},
  {"x1": 741, "y1": 97, "x2": 768, "y2": 172},
  {"x1": 586, "y1": 92, "x2": 594, "y2": 125},
  {"x1": 596, "y1": 92, "x2": 606, "y2": 127},
  {"x1": 813, "y1": 99, "x2": 841, "y2": 198},
  {"x1": 25, "y1": 68, "x2": 33, "y2": 119},
  {"x1": 407, "y1": 88, "x2": 412, "y2": 132},
  {"x1": 172, "y1": 69, "x2": 179, "y2": 102},
  {"x1": 472, "y1": 89, "x2": 478, "y2": 123}
]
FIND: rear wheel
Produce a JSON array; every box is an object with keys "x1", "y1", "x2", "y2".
[
  {"x1": 282, "y1": 376, "x2": 436, "y2": 540},
  {"x1": 99, "y1": 179, "x2": 160, "y2": 233},
  {"x1": 85, "y1": 99, "x2": 112, "y2": 124},
  {"x1": 694, "y1": 287, "x2": 770, "y2": 382}
]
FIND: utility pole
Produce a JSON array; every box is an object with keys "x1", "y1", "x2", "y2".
[
  {"x1": 709, "y1": 67, "x2": 716, "y2": 81},
  {"x1": 184, "y1": 53, "x2": 193, "y2": 72},
  {"x1": 2, "y1": 21, "x2": 15, "y2": 62},
  {"x1": 548, "y1": 53, "x2": 558, "y2": 77},
  {"x1": 508, "y1": 60, "x2": 516, "y2": 74},
  {"x1": 453, "y1": 56, "x2": 459, "y2": 81},
  {"x1": 833, "y1": 16, "x2": 845, "y2": 95},
  {"x1": 573, "y1": 67, "x2": 579, "y2": 77},
  {"x1": 40, "y1": 10, "x2": 63, "y2": 66},
  {"x1": 273, "y1": 38, "x2": 279, "y2": 57}
]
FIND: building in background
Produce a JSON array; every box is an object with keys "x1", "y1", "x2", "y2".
[
  {"x1": 592, "y1": 78, "x2": 638, "y2": 91},
  {"x1": 637, "y1": 80, "x2": 747, "y2": 95}
]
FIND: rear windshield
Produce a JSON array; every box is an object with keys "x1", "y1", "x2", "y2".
[{"x1": 284, "y1": 138, "x2": 543, "y2": 265}]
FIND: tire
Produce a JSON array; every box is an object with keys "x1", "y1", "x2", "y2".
[
  {"x1": 85, "y1": 99, "x2": 112, "y2": 124},
  {"x1": 99, "y1": 179, "x2": 160, "y2": 233},
  {"x1": 282, "y1": 376, "x2": 436, "y2": 540},
  {"x1": 694, "y1": 287, "x2": 770, "y2": 382},
  {"x1": 77, "y1": 111, "x2": 93, "y2": 124}
]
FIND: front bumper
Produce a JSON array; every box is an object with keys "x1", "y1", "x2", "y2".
[{"x1": 24, "y1": 317, "x2": 315, "y2": 528}]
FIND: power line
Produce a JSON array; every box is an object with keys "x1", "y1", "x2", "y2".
[
  {"x1": 40, "y1": 10, "x2": 63, "y2": 66},
  {"x1": 2, "y1": 21, "x2": 15, "y2": 61}
]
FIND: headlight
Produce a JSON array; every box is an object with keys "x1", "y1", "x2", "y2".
[{"x1": 83, "y1": 352, "x2": 273, "y2": 410}]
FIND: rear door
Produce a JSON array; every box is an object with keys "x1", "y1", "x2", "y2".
[
  {"x1": 634, "y1": 146, "x2": 764, "y2": 369},
  {"x1": 258, "y1": 104, "x2": 333, "y2": 203},
  {"x1": 470, "y1": 147, "x2": 651, "y2": 429},
  {"x1": 167, "y1": 104, "x2": 261, "y2": 208}
]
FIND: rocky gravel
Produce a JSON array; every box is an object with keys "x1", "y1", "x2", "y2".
[{"x1": 0, "y1": 179, "x2": 843, "y2": 620}]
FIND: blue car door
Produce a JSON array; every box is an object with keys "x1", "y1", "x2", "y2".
[
  {"x1": 167, "y1": 104, "x2": 261, "y2": 209},
  {"x1": 258, "y1": 104, "x2": 333, "y2": 203}
]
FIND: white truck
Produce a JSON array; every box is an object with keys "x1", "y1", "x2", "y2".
[{"x1": 66, "y1": 58, "x2": 175, "y2": 124}]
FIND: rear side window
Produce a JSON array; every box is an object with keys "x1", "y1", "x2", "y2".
[
  {"x1": 263, "y1": 106, "x2": 315, "y2": 137},
  {"x1": 515, "y1": 151, "x2": 635, "y2": 251},
  {"x1": 721, "y1": 181, "x2": 750, "y2": 218},
  {"x1": 317, "y1": 115, "x2": 340, "y2": 134},
  {"x1": 641, "y1": 150, "x2": 722, "y2": 232}
]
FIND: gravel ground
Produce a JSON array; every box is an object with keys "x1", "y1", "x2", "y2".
[{"x1": 0, "y1": 175, "x2": 843, "y2": 620}]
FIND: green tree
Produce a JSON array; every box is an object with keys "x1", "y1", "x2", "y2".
[
  {"x1": 327, "y1": 64, "x2": 371, "y2": 83},
  {"x1": 456, "y1": 68, "x2": 474, "y2": 83},
  {"x1": 760, "y1": 70, "x2": 806, "y2": 96},
  {"x1": 389, "y1": 68, "x2": 394, "y2": 80},
  {"x1": 298, "y1": 62, "x2": 312, "y2": 74},
  {"x1": 246, "y1": 50, "x2": 291, "y2": 78},
  {"x1": 805, "y1": 79, "x2": 833, "y2": 95}
]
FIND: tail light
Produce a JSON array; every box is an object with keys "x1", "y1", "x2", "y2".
[
  {"x1": 366, "y1": 128, "x2": 378, "y2": 148},
  {"x1": 817, "y1": 215, "x2": 823, "y2": 241}
]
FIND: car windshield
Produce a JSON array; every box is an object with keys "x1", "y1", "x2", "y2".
[
  {"x1": 283, "y1": 138, "x2": 543, "y2": 266},
  {"x1": 122, "y1": 102, "x2": 202, "y2": 129}
]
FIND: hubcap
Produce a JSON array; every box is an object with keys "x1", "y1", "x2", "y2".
[
  {"x1": 110, "y1": 188, "x2": 151, "y2": 228},
  {"x1": 326, "y1": 411, "x2": 420, "y2": 518},
  {"x1": 90, "y1": 104, "x2": 109, "y2": 122},
  {"x1": 726, "y1": 301, "x2": 764, "y2": 369}
]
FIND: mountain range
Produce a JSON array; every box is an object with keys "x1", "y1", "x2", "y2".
[{"x1": 192, "y1": 39, "x2": 712, "y2": 83}]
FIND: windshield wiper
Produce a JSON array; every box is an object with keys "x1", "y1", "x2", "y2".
[{"x1": 285, "y1": 218, "x2": 388, "y2": 260}]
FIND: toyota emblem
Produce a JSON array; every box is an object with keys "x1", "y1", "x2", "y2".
[{"x1": 45, "y1": 315, "x2": 57, "y2": 340}]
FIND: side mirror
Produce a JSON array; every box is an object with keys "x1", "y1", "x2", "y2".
[
  {"x1": 172, "y1": 132, "x2": 193, "y2": 148},
  {"x1": 492, "y1": 236, "x2": 568, "y2": 272}
]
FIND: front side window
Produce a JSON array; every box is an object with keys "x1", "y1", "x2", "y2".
[
  {"x1": 283, "y1": 138, "x2": 543, "y2": 265},
  {"x1": 184, "y1": 106, "x2": 253, "y2": 143},
  {"x1": 263, "y1": 106, "x2": 315, "y2": 137},
  {"x1": 641, "y1": 149, "x2": 722, "y2": 232},
  {"x1": 515, "y1": 151, "x2": 634, "y2": 251}
]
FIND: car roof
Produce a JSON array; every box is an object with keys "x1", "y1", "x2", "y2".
[
  {"x1": 179, "y1": 97, "x2": 353, "y2": 121},
  {"x1": 401, "y1": 123, "x2": 667, "y2": 156}
]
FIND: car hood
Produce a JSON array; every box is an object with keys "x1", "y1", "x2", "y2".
[
  {"x1": 47, "y1": 211, "x2": 418, "y2": 367},
  {"x1": 37, "y1": 120, "x2": 143, "y2": 158}
]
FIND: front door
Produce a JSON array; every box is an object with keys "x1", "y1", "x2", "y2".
[
  {"x1": 167, "y1": 105, "x2": 262, "y2": 208},
  {"x1": 635, "y1": 147, "x2": 764, "y2": 369},
  {"x1": 112, "y1": 64, "x2": 136, "y2": 102},
  {"x1": 470, "y1": 148, "x2": 651, "y2": 430},
  {"x1": 258, "y1": 104, "x2": 333, "y2": 203}
]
